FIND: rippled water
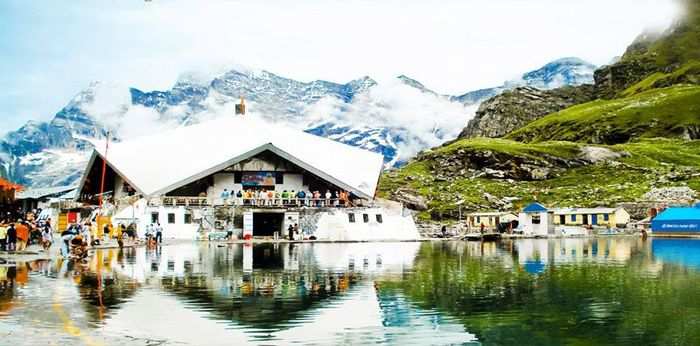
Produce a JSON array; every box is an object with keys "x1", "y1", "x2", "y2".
[{"x1": 2, "y1": 237, "x2": 700, "y2": 345}]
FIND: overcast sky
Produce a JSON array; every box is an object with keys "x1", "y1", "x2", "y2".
[{"x1": 0, "y1": 0, "x2": 680, "y2": 134}]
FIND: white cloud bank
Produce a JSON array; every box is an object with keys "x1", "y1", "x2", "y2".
[{"x1": 0, "y1": 0, "x2": 682, "y2": 133}]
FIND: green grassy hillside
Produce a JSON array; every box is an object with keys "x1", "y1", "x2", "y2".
[
  {"x1": 506, "y1": 85, "x2": 700, "y2": 144},
  {"x1": 379, "y1": 138, "x2": 700, "y2": 221},
  {"x1": 619, "y1": 60, "x2": 700, "y2": 97},
  {"x1": 621, "y1": 0, "x2": 700, "y2": 69}
]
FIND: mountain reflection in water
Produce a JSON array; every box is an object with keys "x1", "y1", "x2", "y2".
[{"x1": 1, "y1": 238, "x2": 700, "y2": 345}]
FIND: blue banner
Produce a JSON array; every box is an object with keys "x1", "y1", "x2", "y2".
[{"x1": 652, "y1": 221, "x2": 700, "y2": 232}]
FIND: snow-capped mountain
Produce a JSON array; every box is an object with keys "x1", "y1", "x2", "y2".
[
  {"x1": 452, "y1": 57, "x2": 596, "y2": 104},
  {"x1": 0, "y1": 57, "x2": 595, "y2": 188}
]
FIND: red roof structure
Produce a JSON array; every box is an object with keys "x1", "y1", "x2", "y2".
[{"x1": 0, "y1": 177, "x2": 23, "y2": 191}]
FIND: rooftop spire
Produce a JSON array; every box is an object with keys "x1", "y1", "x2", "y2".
[{"x1": 235, "y1": 96, "x2": 246, "y2": 115}]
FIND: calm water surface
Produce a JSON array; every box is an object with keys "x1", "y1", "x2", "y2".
[{"x1": 2, "y1": 237, "x2": 700, "y2": 345}]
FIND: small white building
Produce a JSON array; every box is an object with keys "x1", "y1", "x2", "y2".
[
  {"x1": 75, "y1": 115, "x2": 419, "y2": 241},
  {"x1": 518, "y1": 202, "x2": 555, "y2": 236}
]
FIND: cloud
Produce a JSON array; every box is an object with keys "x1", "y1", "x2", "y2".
[
  {"x1": 0, "y1": 0, "x2": 683, "y2": 135},
  {"x1": 79, "y1": 83, "x2": 181, "y2": 140},
  {"x1": 304, "y1": 79, "x2": 478, "y2": 162}
]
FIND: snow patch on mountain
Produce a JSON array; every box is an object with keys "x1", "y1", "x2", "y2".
[{"x1": 453, "y1": 57, "x2": 597, "y2": 105}]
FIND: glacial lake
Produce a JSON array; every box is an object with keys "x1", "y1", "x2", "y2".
[{"x1": 2, "y1": 237, "x2": 700, "y2": 345}]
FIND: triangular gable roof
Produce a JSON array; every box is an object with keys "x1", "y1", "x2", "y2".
[
  {"x1": 523, "y1": 202, "x2": 548, "y2": 213},
  {"x1": 81, "y1": 116, "x2": 385, "y2": 199},
  {"x1": 16, "y1": 185, "x2": 76, "y2": 200}
]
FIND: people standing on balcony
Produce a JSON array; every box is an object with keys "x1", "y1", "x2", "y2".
[
  {"x1": 266, "y1": 189, "x2": 274, "y2": 206},
  {"x1": 290, "y1": 190, "x2": 296, "y2": 206},
  {"x1": 312, "y1": 191, "x2": 320, "y2": 207},
  {"x1": 236, "y1": 190, "x2": 243, "y2": 205},
  {"x1": 220, "y1": 189, "x2": 231, "y2": 204},
  {"x1": 282, "y1": 190, "x2": 289, "y2": 205},
  {"x1": 296, "y1": 190, "x2": 306, "y2": 206},
  {"x1": 334, "y1": 191, "x2": 340, "y2": 207},
  {"x1": 339, "y1": 191, "x2": 348, "y2": 207},
  {"x1": 325, "y1": 190, "x2": 332, "y2": 207}
]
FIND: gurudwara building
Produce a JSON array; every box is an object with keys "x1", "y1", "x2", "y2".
[{"x1": 75, "y1": 114, "x2": 419, "y2": 241}]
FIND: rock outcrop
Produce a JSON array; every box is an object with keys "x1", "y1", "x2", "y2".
[
  {"x1": 393, "y1": 188, "x2": 429, "y2": 211},
  {"x1": 416, "y1": 145, "x2": 591, "y2": 182},
  {"x1": 643, "y1": 187, "x2": 697, "y2": 203},
  {"x1": 593, "y1": 59, "x2": 656, "y2": 99},
  {"x1": 459, "y1": 85, "x2": 596, "y2": 139}
]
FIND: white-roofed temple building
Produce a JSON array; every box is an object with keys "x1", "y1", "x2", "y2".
[{"x1": 75, "y1": 114, "x2": 419, "y2": 241}]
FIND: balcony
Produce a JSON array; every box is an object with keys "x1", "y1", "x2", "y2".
[{"x1": 147, "y1": 196, "x2": 352, "y2": 209}]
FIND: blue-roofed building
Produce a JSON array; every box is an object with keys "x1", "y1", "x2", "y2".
[
  {"x1": 651, "y1": 206, "x2": 700, "y2": 234},
  {"x1": 523, "y1": 202, "x2": 548, "y2": 213},
  {"x1": 518, "y1": 202, "x2": 555, "y2": 236}
]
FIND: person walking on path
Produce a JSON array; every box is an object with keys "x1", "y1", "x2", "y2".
[
  {"x1": 103, "y1": 223, "x2": 111, "y2": 243},
  {"x1": 6, "y1": 222, "x2": 17, "y2": 252},
  {"x1": 288, "y1": 224, "x2": 294, "y2": 241},
  {"x1": 15, "y1": 220, "x2": 29, "y2": 252},
  {"x1": 41, "y1": 225, "x2": 52, "y2": 250},
  {"x1": 60, "y1": 227, "x2": 76, "y2": 257},
  {"x1": 0, "y1": 221, "x2": 8, "y2": 251},
  {"x1": 155, "y1": 222, "x2": 163, "y2": 244}
]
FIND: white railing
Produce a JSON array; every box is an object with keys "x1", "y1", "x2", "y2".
[
  {"x1": 147, "y1": 196, "x2": 210, "y2": 207},
  {"x1": 146, "y1": 196, "x2": 354, "y2": 208},
  {"x1": 219, "y1": 197, "x2": 348, "y2": 208}
]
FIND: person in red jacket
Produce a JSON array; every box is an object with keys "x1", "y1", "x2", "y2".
[{"x1": 15, "y1": 220, "x2": 29, "y2": 251}]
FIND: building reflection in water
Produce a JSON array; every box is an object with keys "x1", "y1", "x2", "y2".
[{"x1": 5, "y1": 238, "x2": 700, "y2": 345}]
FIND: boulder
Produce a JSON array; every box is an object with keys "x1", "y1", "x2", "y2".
[
  {"x1": 394, "y1": 188, "x2": 429, "y2": 211},
  {"x1": 579, "y1": 146, "x2": 625, "y2": 163}
]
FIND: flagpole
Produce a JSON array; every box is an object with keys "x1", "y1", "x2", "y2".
[{"x1": 98, "y1": 131, "x2": 110, "y2": 210}]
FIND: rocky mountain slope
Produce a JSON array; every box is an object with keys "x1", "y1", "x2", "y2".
[
  {"x1": 381, "y1": 138, "x2": 700, "y2": 220},
  {"x1": 1, "y1": 58, "x2": 592, "y2": 188},
  {"x1": 459, "y1": 85, "x2": 596, "y2": 139},
  {"x1": 381, "y1": 0, "x2": 700, "y2": 221},
  {"x1": 507, "y1": 84, "x2": 700, "y2": 143}
]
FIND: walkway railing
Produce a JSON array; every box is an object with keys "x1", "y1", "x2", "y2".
[
  {"x1": 146, "y1": 197, "x2": 351, "y2": 208},
  {"x1": 223, "y1": 198, "x2": 347, "y2": 208},
  {"x1": 148, "y1": 197, "x2": 210, "y2": 207}
]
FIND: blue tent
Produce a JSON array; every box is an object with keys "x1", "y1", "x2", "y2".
[
  {"x1": 523, "y1": 202, "x2": 548, "y2": 213},
  {"x1": 651, "y1": 207, "x2": 700, "y2": 233}
]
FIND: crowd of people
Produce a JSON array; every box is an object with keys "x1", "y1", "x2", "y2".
[
  {"x1": 219, "y1": 188, "x2": 351, "y2": 207},
  {"x1": 0, "y1": 212, "x2": 53, "y2": 252}
]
